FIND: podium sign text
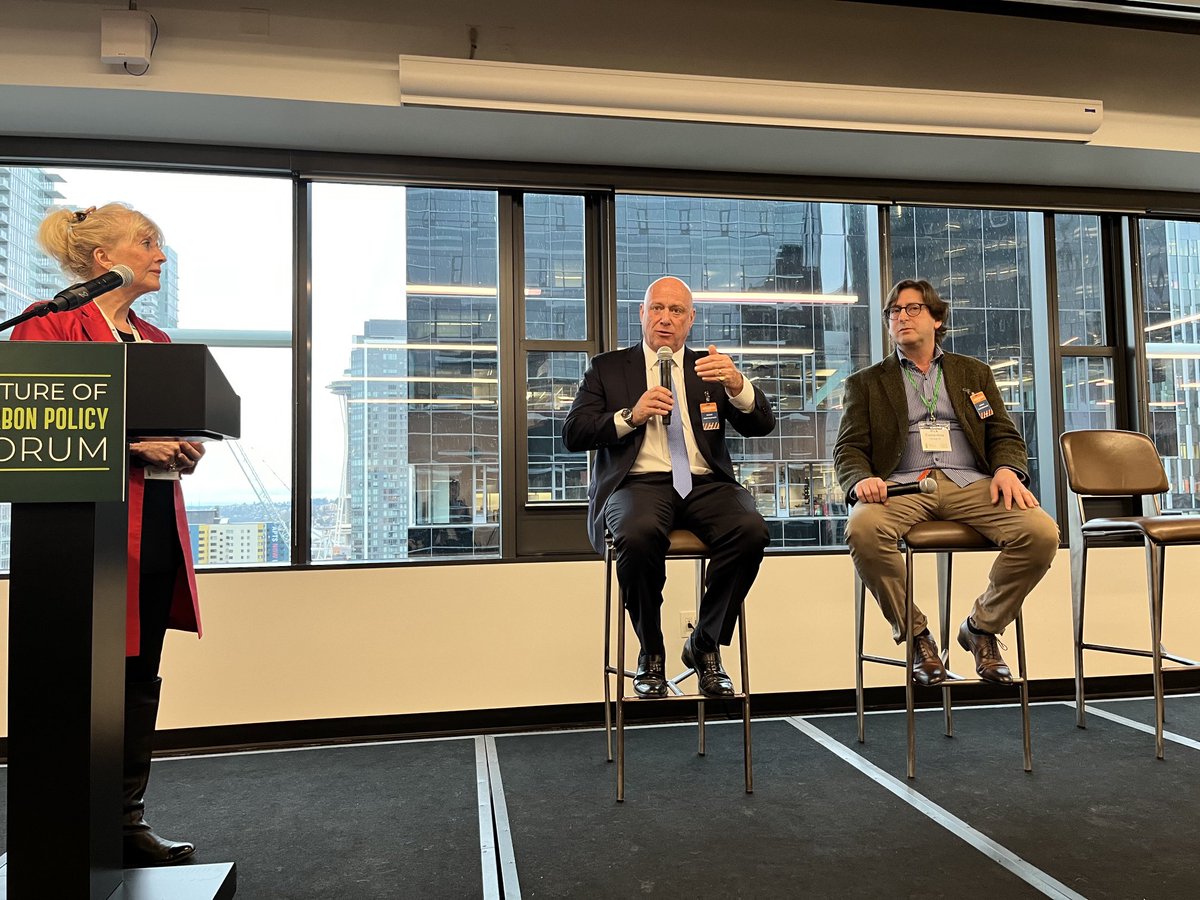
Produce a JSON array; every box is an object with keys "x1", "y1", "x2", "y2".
[{"x1": 0, "y1": 341, "x2": 127, "y2": 502}]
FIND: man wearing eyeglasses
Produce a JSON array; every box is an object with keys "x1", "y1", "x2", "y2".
[
  {"x1": 835, "y1": 279, "x2": 1058, "y2": 686},
  {"x1": 563, "y1": 276, "x2": 775, "y2": 698}
]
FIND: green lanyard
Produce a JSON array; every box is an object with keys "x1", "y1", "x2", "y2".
[{"x1": 902, "y1": 362, "x2": 943, "y2": 422}]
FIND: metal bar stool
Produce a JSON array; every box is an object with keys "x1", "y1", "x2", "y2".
[
  {"x1": 854, "y1": 520, "x2": 1032, "y2": 779},
  {"x1": 603, "y1": 529, "x2": 752, "y2": 802},
  {"x1": 1060, "y1": 429, "x2": 1200, "y2": 759}
]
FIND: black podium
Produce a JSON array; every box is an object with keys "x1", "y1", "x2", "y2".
[{"x1": 1, "y1": 341, "x2": 239, "y2": 899}]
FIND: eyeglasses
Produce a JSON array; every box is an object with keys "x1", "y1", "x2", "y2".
[{"x1": 884, "y1": 303, "x2": 928, "y2": 320}]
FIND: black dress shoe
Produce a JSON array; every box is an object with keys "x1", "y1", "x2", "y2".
[
  {"x1": 681, "y1": 634, "x2": 734, "y2": 698},
  {"x1": 124, "y1": 827, "x2": 196, "y2": 866},
  {"x1": 957, "y1": 619, "x2": 1013, "y2": 684},
  {"x1": 911, "y1": 631, "x2": 947, "y2": 687},
  {"x1": 633, "y1": 651, "x2": 667, "y2": 698}
]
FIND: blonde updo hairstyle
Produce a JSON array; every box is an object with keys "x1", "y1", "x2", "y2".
[{"x1": 37, "y1": 202, "x2": 164, "y2": 281}]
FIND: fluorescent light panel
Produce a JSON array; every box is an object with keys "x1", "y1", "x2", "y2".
[
  {"x1": 692, "y1": 291, "x2": 857, "y2": 305},
  {"x1": 398, "y1": 55, "x2": 1103, "y2": 142}
]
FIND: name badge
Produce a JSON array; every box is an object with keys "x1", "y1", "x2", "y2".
[
  {"x1": 699, "y1": 402, "x2": 720, "y2": 431},
  {"x1": 144, "y1": 467, "x2": 182, "y2": 481},
  {"x1": 969, "y1": 390, "x2": 994, "y2": 420},
  {"x1": 919, "y1": 422, "x2": 952, "y2": 452}
]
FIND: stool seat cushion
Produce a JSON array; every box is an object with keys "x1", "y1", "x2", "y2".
[
  {"x1": 666, "y1": 529, "x2": 710, "y2": 556},
  {"x1": 1083, "y1": 515, "x2": 1200, "y2": 543},
  {"x1": 901, "y1": 521, "x2": 993, "y2": 550}
]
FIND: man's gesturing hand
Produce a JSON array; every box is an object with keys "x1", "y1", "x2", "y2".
[{"x1": 694, "y1": 345, "x2": 744, "y2": 393}]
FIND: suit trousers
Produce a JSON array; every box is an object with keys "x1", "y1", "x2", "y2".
[
  {"x1": 604, "y1": 473, "x2": 770, "y2": 652},
  {"x1": 846, "y1": 468, "x2": 1059, "y2": 643}
]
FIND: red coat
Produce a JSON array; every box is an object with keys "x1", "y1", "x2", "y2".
[{"x1": 10, "y1": 303, "x2": 202, "y2": 656}]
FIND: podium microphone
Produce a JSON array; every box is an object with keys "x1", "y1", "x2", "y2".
[
  {"x1": 849, "y1": 476, "x2": 936, "y2": 504},
  {"x1": 49, "y1": 264, "x2": 134, "y2": 312},
  {"x1": 657, "y1": 346, "x2": 673, "y2": 426}
]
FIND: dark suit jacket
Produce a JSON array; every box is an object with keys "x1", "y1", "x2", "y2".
[
  {"x1": 563, "y1": 344, "x2": 776, "y2": 555},
  {"x1": 833, "y1": 350, "x2": 1031, "y2": 496}
]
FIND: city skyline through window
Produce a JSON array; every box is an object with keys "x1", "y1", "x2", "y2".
[{"x1": 4, "y1": 162, "x2": 1200, "y2": 570}]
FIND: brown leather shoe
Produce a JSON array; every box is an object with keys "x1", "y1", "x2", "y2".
[
  {"x1": 911, "y1": 631, "x2": 947, "y2": 686},
  {"x1": 957, "y1": 619, "x2": 1013, "y2": 684}
]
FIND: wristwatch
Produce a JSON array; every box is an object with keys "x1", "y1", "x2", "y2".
[{"x1": 619, "y1": 407, "x2": 636, "y2": 427}]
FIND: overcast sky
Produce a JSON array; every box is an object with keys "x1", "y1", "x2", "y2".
[{"x1": 46, "y1": 168, "x2": 411, "y2": 505}]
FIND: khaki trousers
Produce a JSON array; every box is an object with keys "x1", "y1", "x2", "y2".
[{"x1": 846, "y1": 469, "x2": 1059, "y2": 643}]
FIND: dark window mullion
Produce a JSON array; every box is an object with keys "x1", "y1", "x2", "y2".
[
  {"x1": 498, "y1": 191, "x2": 521, "y2": 559},
  {"x1": 292, "y1": 178, "x2": 313, "y2": 565},
  {"x1": 1044, "y1": 214, "x2": 1069, "y2": 529},
  {"x1": 1112, "y1": 216, "x2": 1144, "y2": 433}
]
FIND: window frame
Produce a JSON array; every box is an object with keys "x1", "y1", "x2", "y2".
[{"x1": 4, "y1": 137, "x2": 1200, "y2": 569}]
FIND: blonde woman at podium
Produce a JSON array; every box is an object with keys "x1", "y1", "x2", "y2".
[{"x1": 12, "y1": 202, "x2": 204, "y2": 866}]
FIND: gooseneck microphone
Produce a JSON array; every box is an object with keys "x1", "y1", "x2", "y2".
[
  {"x1": 849, "y1": 475, "x2": 937, "y2": 505},
  {"x1": 657, "y1": 345, "x2": 673, "y2": 426},
  {"x1": 49, "y1": 264, "x2": 134, "y2": 312}
]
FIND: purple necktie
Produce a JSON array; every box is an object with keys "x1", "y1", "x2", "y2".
[{"x1": 665, "y1": 362, "x2": 692, "y2": 498}]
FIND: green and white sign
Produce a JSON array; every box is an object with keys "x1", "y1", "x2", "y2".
[{"x1": 0, "y1": 342, "x2": 127, "y2": 502}]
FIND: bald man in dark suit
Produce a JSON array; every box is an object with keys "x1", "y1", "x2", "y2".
[{"x1": 563, "y1": 277, "x2": 775, "y2": 698}]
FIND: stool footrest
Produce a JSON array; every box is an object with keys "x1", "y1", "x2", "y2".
[
  {"x1": 1082, "y1": 642, "x2": 1199, "y2": 667},
  {"x1": 860, "y1": 654, "x2": 906, "y2": 668},
  {"x1": 622, "y1": 691, "x2": 749, "y2": 703},
  {"x1": 938, "y1": 675, "x2": 1029, "y2": 688}
]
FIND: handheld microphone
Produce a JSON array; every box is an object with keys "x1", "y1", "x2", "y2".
[
  {"x1": 849, "y1": 476, "x2": 936, "y2": 504},
  {"x1": 657, "y1": 346, "x2": 673, "y2": 426},
  {"x1": 49, "y1": 264, "x2": 134, "y2": 313}
]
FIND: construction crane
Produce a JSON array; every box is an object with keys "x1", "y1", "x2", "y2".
[{"x1": 227, "y1": 441, "x2": 292, "y2": 550}]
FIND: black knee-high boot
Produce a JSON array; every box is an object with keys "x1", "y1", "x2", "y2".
[{"x1": 123, "y1": 677, "x2": 196, "y2": 866}]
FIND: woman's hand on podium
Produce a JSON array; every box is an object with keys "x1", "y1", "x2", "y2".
[{"x1": 129, "y1": 440, "x2": 205, "y2": 473}]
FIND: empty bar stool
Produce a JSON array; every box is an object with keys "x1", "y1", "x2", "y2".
[
  {"x1": 603, "y1": 529, "x2": 751, "y2": 801},
  {"x1": 1060, "y1": 429, "x2": 1200, "y2": 758},
  {"x1": 854, "y1": 520, "x2": 1032, "y2": 779}
]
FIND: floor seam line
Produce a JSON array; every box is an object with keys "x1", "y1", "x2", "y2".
[
  {"x1": 784, "y1": 715, "x2": 1087, "y2": 900},
  {"x1": 485, "y1": 735, "x2": 523, "y2": 899},
  {"x1": 1072, "y1": 702, "x2": 1200, "y2": 751},
  {"x1": 474, "y1": 736, "x2": 501, "y2": 900}
]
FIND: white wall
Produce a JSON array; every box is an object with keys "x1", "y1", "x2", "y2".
[{"x1": 3, "y1": 544, "x2": 1196, "y2": 732}]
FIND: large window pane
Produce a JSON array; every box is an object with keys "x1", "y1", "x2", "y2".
[
  {"x1": 1055, "y1": 214, "x2": 1106, "y2": 346},
  {"x1": 614, "y1": 196, "x2": 879, "y2": 549},
  {"x1": 0, "y1": 166, "x2": 293, "y2": 570},
  {"x1": 524, "y1": 194, "x2": 586, "y2": 340},
  {"x1": 1140, "y1": 219, "x2": 1200, "y2": 513},
  {"x1": 889, "y1": 206, "x2": 1050, "y2": 498},
  {"x1": 1062, "y1": 357, "x2": 1116, "y2": 431},
  {"x1": 527, "y1": 350, "x2": 588, "y2": 502},
  {"x1": 312, "y1": 184, "x2": 500, "y2": 562}
]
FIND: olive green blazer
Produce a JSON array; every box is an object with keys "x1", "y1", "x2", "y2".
[{"x1": 833, "y1": 350, "x2": 1031, "y2": 496}]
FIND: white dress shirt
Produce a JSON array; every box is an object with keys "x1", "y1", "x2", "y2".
[{"x1": 613, "y1": 342, "x2": 756, "y2": 476}]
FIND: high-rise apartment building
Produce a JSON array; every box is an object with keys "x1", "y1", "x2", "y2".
[
  {"x1": 329, "y1": 319, "x2": 414, "y2": 560},
  {"x1": 0, "y1": 167, "x2": 64, "y2": 321},
  {"x1": 132, "y1": 245, "x2": 180, "y2": 328}
]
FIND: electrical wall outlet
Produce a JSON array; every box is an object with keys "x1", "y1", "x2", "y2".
[{"x1": 678, "y1": 611, "x2": 696, "y2": 639}]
